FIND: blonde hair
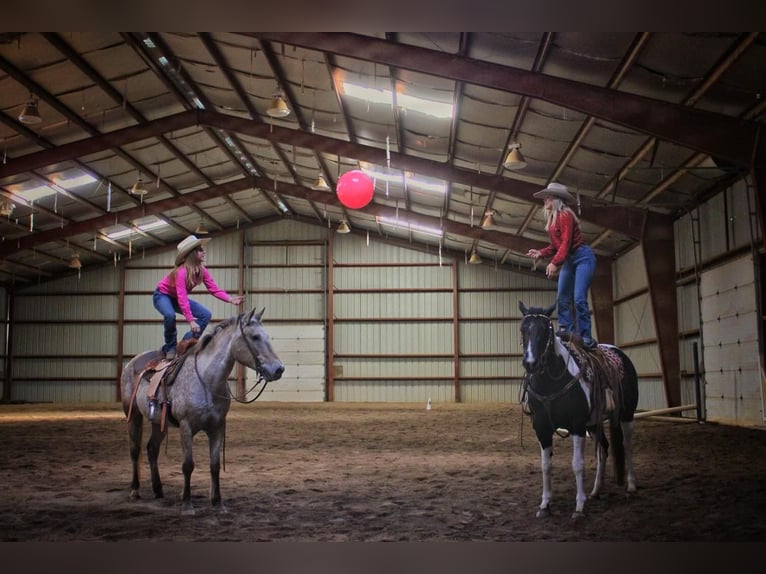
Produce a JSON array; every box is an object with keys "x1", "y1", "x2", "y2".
[
  {"x1": 543, "y1": 198, "x2": 579, "y2": 231},
  {"x1": 171, "y1": 249, "x2": 204, "y2": 291}
]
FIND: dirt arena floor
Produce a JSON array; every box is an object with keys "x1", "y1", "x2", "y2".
[{"x1": 0, "y1": 401, "x2": 765, "y2": 542}]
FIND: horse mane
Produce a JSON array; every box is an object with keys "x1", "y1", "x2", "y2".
[{"x1": 193, "y1": 314, "x2": 240, "y2": 354}]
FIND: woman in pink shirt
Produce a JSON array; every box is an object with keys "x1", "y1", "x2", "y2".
[
  {"x1": 153, "y1": 235, "x2": 244, "y2": 359},
  {"x1": 526, "y1": 183, "x2": 597, "y2": 349}
]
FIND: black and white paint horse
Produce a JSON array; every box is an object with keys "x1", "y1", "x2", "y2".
[{"x1": 518, "y1": 301, "x2": 639, "y2": 519}]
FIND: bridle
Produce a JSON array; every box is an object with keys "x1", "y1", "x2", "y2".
[
  {"x1": 195, "y1": 314, "x2": 270, "y2": 404},
  {"x1": 520, "y1": 313, "x2": 566, "y2": 380},
  {"x1": 520, "y1": 313, "x2": 582, "y2": 432}
]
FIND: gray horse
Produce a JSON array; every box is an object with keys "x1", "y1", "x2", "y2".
[{"x1": 121, "y1": 308, "x2": 284, "y2": 515}]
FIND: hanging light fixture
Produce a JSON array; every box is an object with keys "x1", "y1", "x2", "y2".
[
  {"x1": 130, "y1": 175, "x2": 148, "y2": 196},
  {"x1": 0, "y1": 200, "x2": 14, "y2": 217},
  {"x1": 468, "y1": 249, "x2": 482, "y2": 265},
  {"x1": 195, "y1": 219, "x2": 209, "y2": 235},
  {"x1": 18, "y1": 95, "x2": 42, "y2": 125},
  {"x1": 312, "y1": 174, "x2": 330, "y2": 191},
  {"x1": 68, "y1": 254, "x2": 82, "y2": 269},
  {"x1": 480, "y1": 210, "x2": 497, "y2": 230},
  {"x1": 336, "y1": 220, "x2": 351, "y2": 234},
  {"x1": 503, "y1": 143, "x2": 527, "y2": 171},
  {"x1": 266, "y1": 93, "x2": 290, "y2": 118}
]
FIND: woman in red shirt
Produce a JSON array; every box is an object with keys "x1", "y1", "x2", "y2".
[
  {"x1": 526, "y1": 183, "x2": 597, "y2": 349},
  {"x1": 153, "y1": 235, "x2": 244, "y2": 359}
]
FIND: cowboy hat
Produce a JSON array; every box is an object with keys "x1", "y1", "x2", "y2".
[
  {"x1": 533, "y1": 182, "x2": 575, "y2": 204},
  {"x1": 175, "y1": 234, "x2": 211, "y2": 266}
]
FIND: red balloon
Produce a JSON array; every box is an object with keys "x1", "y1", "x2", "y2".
[{"x1": 336, "y1": 170, "x2": 374, "y2": 209}]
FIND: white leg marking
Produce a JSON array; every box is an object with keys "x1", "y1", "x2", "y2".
[
  {"x1": 540, "y1": 445, "x2": 553, "y2": 511},
  {"x1": 572, "y1": 435, "x2": 587, "y2": 514},
  {"x1": 622, "y1": 421, "x2": 637, "y2": 492}
]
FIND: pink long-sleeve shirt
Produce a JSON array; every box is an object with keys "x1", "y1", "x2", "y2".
[
  {"x1": 538, "y1": 210, "x2": 584, "y2": 266},
  {"x1": 156, "y1": 266, "x2": 231, "y2": 323}
]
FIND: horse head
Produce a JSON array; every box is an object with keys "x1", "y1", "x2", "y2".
[
  {"x1": 518, "y1": 301, "x2": 556, "y2": 374},
  {"x1": 236, "y1": 307, "x2": 285, "y2": 382}
]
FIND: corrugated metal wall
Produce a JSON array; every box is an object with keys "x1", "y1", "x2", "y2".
[{"x1": 3, "y1": 177, "x2": 762, "y2": 421}]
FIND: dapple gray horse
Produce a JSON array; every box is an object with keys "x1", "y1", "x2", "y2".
[{"x1": 121, "y1": 308, "x2": 284, "y2": 515}]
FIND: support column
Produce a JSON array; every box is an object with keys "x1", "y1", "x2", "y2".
[
  {"x1": 590, "y1": 255, "x2": 614, "y2": 345},
  {"x1": 642, "y1": 211, "x2": 681, "y2": 407}
]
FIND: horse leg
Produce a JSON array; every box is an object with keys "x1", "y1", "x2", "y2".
[
  {"x1": 179, "y1": 421, "x2": 196, "y2": 516},
  {"x1": 589, "y1": 427, "x2": 609, "y2": 499},
  {"x1": 146, "y1": 423, "x2": 166, "y2": 499},
  {"x1": 127, "y1": 414, "x2": 143, "y2": 499},
  {"x1": 536, "y1": 443, "x2": 553, "y2": 518},
  {"x1": 571, "y1": 434, "x2": 588, "y2": 519},
  {"x1": 207, "y1": 424, "x2": 228, "y2": 514},
  {"x1": 621, "y1": 420, "x2": 637, "y2": 494}
]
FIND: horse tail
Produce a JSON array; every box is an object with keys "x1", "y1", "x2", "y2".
[{"x1": 610, "y1": 415, "x2": 626, "y2": 485}]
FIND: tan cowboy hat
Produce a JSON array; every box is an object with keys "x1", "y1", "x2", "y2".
[
  {"x1": 175, "y1": 234, "x2": 211, "y2": 266},
  {"x1": 533, "y1": 182, "x2": 575, "y2": 204}
]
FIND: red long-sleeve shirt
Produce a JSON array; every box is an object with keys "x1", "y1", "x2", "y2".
[{"x1": 538, "y1": 210, "x2": 584, "y2": 266}]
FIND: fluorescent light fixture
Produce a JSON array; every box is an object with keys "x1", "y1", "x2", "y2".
[
  {"x1": 15, "y1": 173, "x2": 98, "y2": 202},
  {"x1": 106, "y1": 218, "x2": 168, "y2": 240},
  {"x1": 377, "y1": 215, "x2": 443, "y2": 238},
  {"x1": 56, "y1": 174, "x2": 97, "y2": 189},
  {"x1": 359, "y1": 164, "x2": 447, "y2": 195},
  {"x1": 342, "y1": 82, "x2": 453, "y2": 118}
]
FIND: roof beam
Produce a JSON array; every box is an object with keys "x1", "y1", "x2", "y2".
[
  {"x1": 246, "y1": 32, "x2": 760, "y2": 169},
  {"x1": 0, "y1": 174, "x2": 544, "y2": 259},
  {"x1": 0, "y1": 109, "x2": 648, "y2": 239}
]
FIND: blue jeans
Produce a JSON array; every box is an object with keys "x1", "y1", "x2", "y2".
[
  {"x1": 152, "y1": 289, "x2": 213, "y2": 354},
  {"x1": 556, "y1": 244, "x2": 596, "y2": 342}
]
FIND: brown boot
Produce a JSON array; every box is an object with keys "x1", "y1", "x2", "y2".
[{"x1": 177, "y1": 338, "x2": 199, "y2": 356}]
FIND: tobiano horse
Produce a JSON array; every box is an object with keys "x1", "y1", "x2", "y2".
[
  {"x1": 518, "y1": 301, "x2": 639, "y2": 519},
  {"x1": 121, "y1": 308, "x2": 284, "y2": 515}
]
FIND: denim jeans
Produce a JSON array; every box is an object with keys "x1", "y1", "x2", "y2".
[
  {"x1": 555, "y1": 244, "x2": 596, "y2": 342},
  {"x1": 152, "y1": 289, "x2": 213, "y2": 354}
]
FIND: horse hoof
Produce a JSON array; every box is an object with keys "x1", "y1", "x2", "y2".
[
  {"x1": 215, "y1": 504, "x2": 229, "y2": 515},
  {"x1": 181, "y1": 504, "x2": 195, "y2": 517},
  {"x1": 536, "y1": 507, "x2": 550, "y2": 518},
  {"x1": 129, "y1": 489, "x2": 141, "y2": 500},
  {"x1": 571, "y1": 511, "x2": 585, "y2": 520}
]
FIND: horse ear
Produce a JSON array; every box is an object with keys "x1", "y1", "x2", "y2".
[
  {"x1": 255, "y1": 307, "x2": 265, "y2": 322},
  {"x1": 519, "y1": 301, "x2": 529, "y2": 316},
  {"x1": 544, "y1": 303, "x2": 556, "y2": 317}
]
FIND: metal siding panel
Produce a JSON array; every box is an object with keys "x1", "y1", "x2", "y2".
[
  {"x1": 613, "y1": 244, "x2": 647, "y2": 300},
  {"x1": 14, "y1": 324, "x2": 117, "y2": 355},
  {"x1": 674, "y1": 215, "x2": 697, "y2": 272},
  {"x1": 697, "y1": 194, "x2": 727, "y2": 263},
  {"x1": 14, "y1": 294, "x2": 117, "y2": 321},
  {"x1": 728, "y1": 181, "x2": 761, "y2": 249},
  {"x1": 125, "y1": 268, "x2": 166, "y2": 291},
  {"x1": 676, "y1": 283, "x2": 700, "y2": 333},
  {"x1": 615, "y1": 294, "x2": 655, "y2": 344}
]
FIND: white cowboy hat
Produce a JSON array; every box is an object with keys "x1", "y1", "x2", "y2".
[
  {"x1": 533, "y1": 182, "x2": 575, "y2": 204},
  {"x1": 175, "y1": 234, "x2": 211, "y2": 266}
]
